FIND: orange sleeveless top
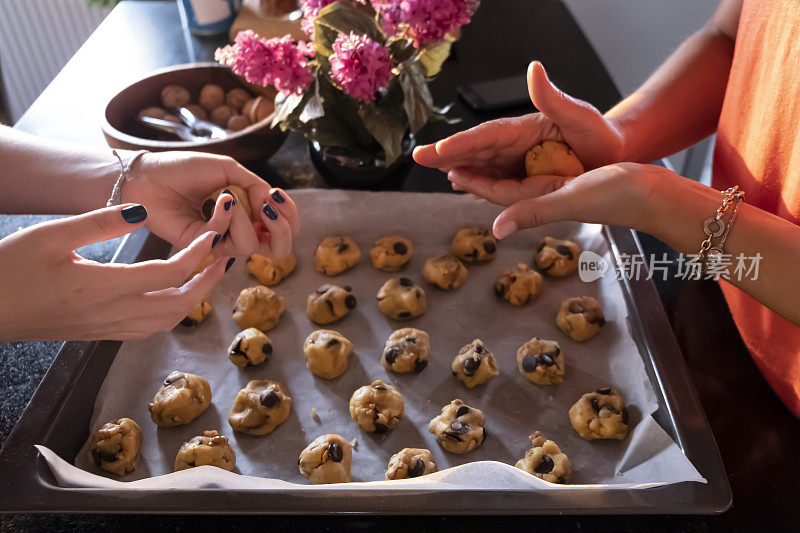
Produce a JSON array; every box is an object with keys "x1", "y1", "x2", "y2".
[{"x1": 713, "y1": 0, "x2": 800, "y2": 418}]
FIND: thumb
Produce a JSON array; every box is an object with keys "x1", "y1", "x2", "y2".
[
  {"x1": 47, "y1": 204, "x2": 148, "y2": 251},
  {"x1": 492, "y1": 192, "x2": 576, "y2": 240},
  {"x1": 527, "y1": 61, "x2": 603, "y2": 130}
]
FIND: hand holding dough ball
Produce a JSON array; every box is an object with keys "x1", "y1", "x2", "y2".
[
  {"x1": 525, "y1": 141, "x2": 584, "y2": 177},
  {"x1": 201, "y1": 185, "x2": 252, "y2": 220},
  {"x1": 90, "y1": 418, "x2": 143, "y2": 476},
  {"x1": 226, "y1": 87, "x2": 251, "y2": 111},
  {"x1": 210, "y1": 105, "x2": 235, "y2": 127},
  {"x1": 199, "y1": 83, "x2": 225, "y2": 111},
  {"x1": 160, "y1": 85, "x2": 191, "y2": 108}
]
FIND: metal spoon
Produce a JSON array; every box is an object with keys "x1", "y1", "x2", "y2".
[{"x1": 138, "y1": 107, "x2": 228, "y2": 142}]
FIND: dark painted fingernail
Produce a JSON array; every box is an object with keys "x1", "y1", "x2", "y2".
[
  {"x1": 271, "y1": 190, "x2": 286, "y2": 204},
  {"x1": 212, "y1": 233, "x2": 222, "y2": 247},
  {"x1": 263, "y1": 204, "x2": 278, "y2": 220},
  {"x1": 225, "y1": 258, "x2": 236, "y2": 272},
  {"x1": 224, "y1": 200, "x2": 232, "y2": 211},
  {"x1": 121, "y1": 204, "x2": 147, "y2": 223}
]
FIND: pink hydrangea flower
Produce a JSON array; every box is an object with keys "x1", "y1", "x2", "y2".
[
  {"x1": 300, "y1": 0, "x2": 338, "y2": 39},
  {"x1": 329, "y1": 32, "x2": 395, "y2": 102},
  {"x1": 375, "y1": 0, "x2": 479, "y2": 45},
  {"x1": 215, "y1": 31, "x2": 314, "y2": 95}
]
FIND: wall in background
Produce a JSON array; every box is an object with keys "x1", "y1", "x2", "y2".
[{"x1": 0, "y1": 0, "x2": 112, "y2": 123}]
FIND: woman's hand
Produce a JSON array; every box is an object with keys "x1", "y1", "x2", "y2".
[
  {"x1": 122, "y1": 151, "x2": 300, "y2": 259},
  {"x1": 413, "y1": 61, "x2": 626, "y2": 179},
  {"x1": 0, "y1": 204, "x2": 230, "y2": 341}
]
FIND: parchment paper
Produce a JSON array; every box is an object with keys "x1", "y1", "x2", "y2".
[{"x1": 40, "y1": 190, "x2": 705, "y2": 489}]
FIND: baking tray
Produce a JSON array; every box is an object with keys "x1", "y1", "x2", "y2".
[{"x1": 0, "y1": 223, "x2": 732, "y2": 514}]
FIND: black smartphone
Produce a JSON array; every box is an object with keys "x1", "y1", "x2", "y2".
[{"x1": 457, "y1": 75, "x2": 531, "y2": 112}]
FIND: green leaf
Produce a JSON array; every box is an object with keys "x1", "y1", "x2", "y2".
[
  {"x1": 398, "y1": 62, "x2": 434, "y2": 134},
  {"x1": 314, "y1": 1, "x2": 385, "y2": 47},
  {"x1": 271, "y1": 92, "x2": 305, "y2": 128},
  {"x1": 358, "y1": 104, "x2": 406, "y2": 165},
  {"x1": 418, "y1": 41, "x2": 452, "y2": 77}
]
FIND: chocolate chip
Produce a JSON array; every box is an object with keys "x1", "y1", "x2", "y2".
[
  {"x1": 537, "y1": 353, "x2": 555, "y2": 367},
  {"x1": 164, "y1": 372, "x2": 184, "y2": 385},
  {"x1": 408, "y1": 459, "x2": 425, "y2": 478},
  {"x1": 455, "y1": 405, "x2": 470, "y2": 418},
  {"x1": 328, "y1": 442, "x2": 343, "y2": 462},
  {"x1": 404, "y1": 337, "x2": 416, "y2": 344},
  {"x1": 555, "y1": 245, "x2": 573, "y2": 259},
  {"x1": 483, "y1": 241, "x2": 496, "y2": 254},
  {"x1": 475, "y1": 344, "x2": 483, "y2": 354},
  {"x1": 444, "y1": 431, "x2": 463, "y2": 442},
  {"x1": 534, "y1": 455, "x2": 555, "y2": 474},
  {"x1": 373, "y1": 383, "x2": 386, "y2": 390},
  {"x1": 201, "y1": 198, "x2": 215, "y2": 221},
  {"x1": 596, "y1": 387, "x2": 612, "y2": 395},
  {"x1": 393, "y1": 242, "x2": 408, "y2": 255},
  {"x1": 373, "y1": 422, "x2": 389, "y2": 434},
  {"x1": 415, "y1": 289, "x2": 422, "y2": 299},
  {"x1": 336, "y1": 243, "x2": 349, "y2": 253},
  {"x1": 260, "y1": 391, "x2": 280, "y2": 408},
  {"x1": 536, "y1": 239, "x2": 546, "y2": 252},
  {"x1": 569, "y1": 303, "x2": 585, "y2": 314},
  {"x1": 494, "y1": 284, "x2": 505, "y2": 297},
  {"x1": 603, "y1": 405, "x2": 619, "y2": 415},
  {"x1": 343, "y1": 285, "x2": 352, "y2": 292},
  {"x1": 463, "y1": 357, "x2": 481, "y2": 375},
  {"x1": 316, "y1": 286, "x2": 328, "y2": 295},
  {"x1": 90, "y1": 449, "x2": 116, "y2": 466},
  {"x1": 325, "y1": 339, "x2": 340, "y2": 348},
  {"x1": 469, "y1": 248, "x2": 479, "y2": 257},
  {"x1": 481, "y1": 427, "x2": 487, "y2": 444},
  {"x1": 557, "y1": 476, "x2": 566, "y2": 484},
  {"x1": 180, "y1": 317, "x2": 197, "y2": 327},
  {"x1": 384, "y1": 348, "x2": 399, "y2": 364},
  {"x1": 414, "y1": 359, "x2": 428, "y2": 373},
  {"x1": 551, "y1": 346, "x2": 561, "y2": 357},
  {"x1": 449, "y1": 421, "x2": 469, "y2": 434},
  {"x1": 521, "y1": 354, "x2": 539, "y2": 372},
  {"x1": 621, "y1": 407, "x2": 629, "y2": 425},
  {"x1": 399, "y1": 277, "x2": 413, "y2": 287},
  {"x1": 590, "y1": 398, "x2": 600, "y2": 412},
  {"x1": 590, "y1": 316, "x2": 606, "y2": 326},
  {"x1": 325, "y1": 299, "x2": 334, "y2": 314},
  {"x1": 509, "y1": 275, "x2": 517, "y2": 283},
  {"x1": 397, "y1": 312, "x2": 411, "y2": 318},
  {"x1": 262, "y1": 342, "x2": 273, "y2": 356},
  {"x1": 345, "y1": 294, "x2": 357, "y2": 309}
]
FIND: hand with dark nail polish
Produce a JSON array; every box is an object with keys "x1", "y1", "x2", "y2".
[
  {"x1": 272, "y1": 190, "x2": 286, "y2": 204},
  {"x1": 226, "y1": 257, "x2": 236, "y2": 272},
  {"x1": 263, "y1": 204, "x2": 279, "y2": 220},
  {"x1": 121, "y1": 205, "x2": 147, "y2": 223},
  {"x1": 224, "y1": 200, "x2": 232, "y2": 211},
  {"x1": 212, "y1": 233, "x2": 222, "y2": 247}
]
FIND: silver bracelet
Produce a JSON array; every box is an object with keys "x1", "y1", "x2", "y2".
[{"x1": 107, "y1": 149, "x2": 149, "y2": 206}]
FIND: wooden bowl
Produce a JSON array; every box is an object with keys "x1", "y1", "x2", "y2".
[{"x1": 102, "y1": 62, "x2": 287, "y2": 162}]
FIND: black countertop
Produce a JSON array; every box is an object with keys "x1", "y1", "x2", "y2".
[{"x1": 2, "y1": 1, "x2": 799, "y2": 530}]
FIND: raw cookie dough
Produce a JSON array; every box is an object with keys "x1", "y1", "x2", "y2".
[
  {"x1": 148, "y1": 371, "x2": 212, "y2": 427},
  {"x1": 200, "y1": 185, "x2": 252, "y2": 220},
  {"x1": 494, "y1": 263, "x2": 543, "y2": 305},
  {"x1": 451, "y1": 339, "x2": 499, "y2": 388},
  {"x1": 515, "y1": 431, "x2": 573, "y2": 483},
  {"x1": 303, "y1": 329, "x2": 353, "y2": 379},
  {"x1": 423, "y1": 255, "x2": 468, "y2": 290},
  {"x1": 428, "y1": 399, "x2": 487, "y2": 454},
  {"x1": 348, "y1": 380, "x2": 404, "y2": 433},
  {"x1": 298, "y1": 434, "x2": 353, "y2": 484},
  {"x1": 381, "y1": 327, "x2": 430, "y2": 373},
  {"x1": 160, "y1": 84, "x2": 191, "y2": 108},
  {"x1": 233, "y1": 285, "x2": 285, "y2": 331},
  {"x1": 180, "y1": 299, "x2": 212, "y2": 327},
  {"x1": 227, "y1": 327, "x2": 273, "y2": 367},
  {"x1": 556, "y1": 296, "x2": 605, "y2": 342},
  {"x1": 524, "y1": 141, "x2": 584, "y2": 177},
  {"x1": 516, "y1": 337, "x2": 565, "y2": 385},
  {"x1": 90, "y1": 417, "x2": 143, "y2": 476},
  {"x1": 247, "y1": 252, "x2": 296, "y2": 286},
  {"x1": 377, "y1": 277, "x2": 427, "y2": 320},
  {"x1": 534, "y1": 237, "x2": 581, "y2": 277},
  {"x1": 314, "y1": 236, "x2": 361, "y2": 275},
  {"x1": 450, "y1": 226, "x2": 497, "y2": 263},
  {"x1": 385, "y1": 448, "x2": 438, "y2": 480},
  {"x1": 369, "y1": 235, "x2": 413, "y2": 271},
  {"x1": 569, "y1": 387, "x2": 629, "y2": 441},
  {"x1": 306, "y1": 284, "x2": 357, "y2": 324},
  {"x1": 228, "y1": 380, "x2": 291, "y2": 435},
  {"x1": 174, "y1": 430, "x2": 236, "y2": 472}
]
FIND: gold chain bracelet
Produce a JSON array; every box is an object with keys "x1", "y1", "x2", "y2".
[{"x1": 698, "y1": 185, "x2": 745, "y2": 267}]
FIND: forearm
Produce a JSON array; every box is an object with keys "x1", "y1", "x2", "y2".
[{"x1": 0, "y1": 126, "x2": 130, "y2": 214}]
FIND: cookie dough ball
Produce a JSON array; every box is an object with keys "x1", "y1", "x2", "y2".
[
  {"x1": 201, "y1": 185, "x2": 252, "y2": 220},
  {"x1": 148, "y1": 371, "x2": 212, "y2": 427},
  {"x1": 180, "y1": 299, "x2": 211, "y2": 327},
  {"x1": 228, "y1": 380, "x2": 291, "y2": 435},
  {"x1": 423, "y1": 255, "x2": 468, "y2": 290},
  {"x1": 210, "y1": 105, "x2": 236, "y2": 127},
  {"x1": 428, "y1": 399, "x2": 486, "y2": 454},
  {"x1": 306, "y1": 284, "x2": 356, "y2": 325},
  {"x1": 451, "y1": 226, "x2": 497, "y2": 263},
  {"x1": 515, "y1": 431, "x2": 573, "y2": 484},
  {"x1": 138, "y1": 106, "x2": 169, "y2": 121},
  {"x1": 525, "y1": 141, "x2": 584, "y2": 177},
  {"x1": 370, "y1": 235, "x2": 413, "y2": 271},
  {"x1": 569, "y1": 387, "x2": 629, "y2": 441},
  {"x1": 556, "y1": 296, "x2": 605, "y2": 342},
  {"x1": 228, "y1": 327, "x2": 273, "y2": 368},
  {"x1": 451, "y1": 339, "x2": 499, "y2": 388},
  {"x1": 298, "y1": 434, "x2": 352, "y2": 484},
  {"x1": 227, "y1": 114, "x2": 250, "y2": 132},
  {"x1": 160, "y1": 84, "x2": 191, "y2": 108},
  {"x1": 516, "y1": 337, "x2": 564, "y2": 385},
  {"x1": 243, "y1": 95, "x2": 274, "y2": 123},
  {"x1": 184, "y1": 104, "x2": 208, "y2": 121},
  {"x1": 303, "y1": 329, "x2": 353, "y2": 379},
  {"x1": 174, "y1": 430, "x2": 236, "y2": 472},
  {"x1": 377, "y1": 277, "x2": 427, "y2": 320},
  {"x1": 494, "y1": 263, "x2": 543, "y2": 305},
  {"x1": 385, "y1": 448, "x2": 437, "y2": 480},
  {"x1": 226, "y1": 87, "x2": 251, "y2": 111},
  {"x1": 90, "y1": 418, "x2": 143, "y2": 476},
  {"x1": 315, "y1": 236, "x2": 361, "y2": 275},
  {"x1": 233, "y1": 285, "x2": 286, "y2": 332},
  {"x1": 247, "y1": 252, "x2": 296, "y2": 286},
  {"x1": 199, "y1": 83, "x2": 225, "y2": 111},
  {"x1": 534, "y1": 237, "x2": 581, "y2": 277},
  {"x1": 381, "y1": 327, "x2": 430, "y2": 373},
  {"x1": 348, "y1": 380, "x2": 404, "y2": 433}
]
